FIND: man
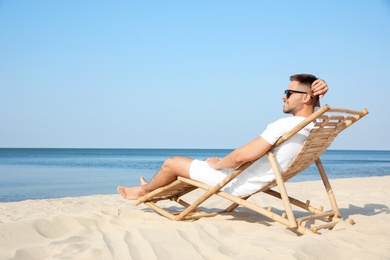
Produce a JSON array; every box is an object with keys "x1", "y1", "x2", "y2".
[{"x1": 118, "y1": 74, "x2": 328, "y2": 199}]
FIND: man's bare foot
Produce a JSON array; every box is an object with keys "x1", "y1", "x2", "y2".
[
  {"x1": 117, "y1": 186, "x2": 146, "y2": 200},
  {"x1": 140, "y1": 176, "x2": 148, "y2": 185}
]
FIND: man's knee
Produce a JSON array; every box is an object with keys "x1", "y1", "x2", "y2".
[
  {"x1": 162, "y1": 156, "x2": 179, "y2": 170},
  {"x1": 162, "y1": 156, "x2": 190, "y2": 173}
]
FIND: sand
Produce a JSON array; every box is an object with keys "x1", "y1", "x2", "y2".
[{"x1": 0, "y1": 176, "x2": 389, "y2": 260}]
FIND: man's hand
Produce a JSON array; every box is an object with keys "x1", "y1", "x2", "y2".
[
  {"x1": 311, "y1": 79, "x2": 328, "y2": 98},
  {"x1": 205, "y1": 157, "x2": 221, "y2": 169}
]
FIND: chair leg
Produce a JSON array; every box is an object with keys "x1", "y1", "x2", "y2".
[
  {"x1": 315, "y1": 159, "x2": 341, "y2": 217},
  {"x1": 268, "y1": 152, "x2": 297, "y2": 228}
]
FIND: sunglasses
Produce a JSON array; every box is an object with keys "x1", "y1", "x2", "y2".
[{"x1": 284, "y1": 89, "x2": 308, "y2": 99}]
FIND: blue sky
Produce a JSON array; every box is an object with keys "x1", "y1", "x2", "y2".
[{"x1": 1, "y1": 1, "x2": 389, "y2": 150}]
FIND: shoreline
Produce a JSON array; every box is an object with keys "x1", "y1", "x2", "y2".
[
  {"x1": 1, "y1": 174, "x2": 389, "y2": 203},
  {"x1": 1, "y1": 176, "x2": 389, "y2": 259}
]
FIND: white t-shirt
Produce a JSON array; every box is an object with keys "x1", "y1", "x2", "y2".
[{"x1": 226, "y1": 116, "x2": 313, "y2": 196}]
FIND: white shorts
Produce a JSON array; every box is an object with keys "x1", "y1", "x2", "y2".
[
  {"x1": 189, "y1": 159, "x2": 236, "y2": 194},
  {"x1": 189, "y1": 159, "x2": 270, "y2": 196}
]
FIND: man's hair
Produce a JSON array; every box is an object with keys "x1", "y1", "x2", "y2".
[
  {"x1": 289, "y1": 74, "x2": 318, "y2": 87},
  {"x1": 290, "y1": 74, "x2": 319, "y2": 105}
]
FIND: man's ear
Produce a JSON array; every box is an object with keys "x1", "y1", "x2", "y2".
[{"x1": 303, "y1": 93, "x2": 312, "y2": 104}]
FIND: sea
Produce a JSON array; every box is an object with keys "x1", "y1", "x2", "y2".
[{"x1": 0, "y1": 148, "x2": 389, "y2": 203}]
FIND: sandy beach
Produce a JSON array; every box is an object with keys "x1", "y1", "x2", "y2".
[{"x1": 1, "y1": 176, "x2": 389, "y2": 260}]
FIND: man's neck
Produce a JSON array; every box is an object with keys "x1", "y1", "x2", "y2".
[{"x1": 293, "y1": 107, "x2": 315, "y2": 118}]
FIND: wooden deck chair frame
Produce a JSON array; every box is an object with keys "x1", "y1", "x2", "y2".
[{"x1": 135, "y1": 105, "x2": 369, "y2": 235}]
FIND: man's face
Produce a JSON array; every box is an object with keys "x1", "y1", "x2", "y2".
[{"x1": 282, "y1": 81, "x2": 309, "y2": 114}]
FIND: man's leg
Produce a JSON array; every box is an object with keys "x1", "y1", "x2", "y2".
[{"x1": 117, "y1": 156, "x2": 194, "y2": 200}]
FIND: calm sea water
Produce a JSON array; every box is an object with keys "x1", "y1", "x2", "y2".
[{"x1": 0, "y1": 149, "x2": 389, "y2": 202}]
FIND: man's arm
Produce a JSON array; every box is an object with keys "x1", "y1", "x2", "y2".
[{"x1": 206, "y1": 136, "x2": 272, "y2": 170}]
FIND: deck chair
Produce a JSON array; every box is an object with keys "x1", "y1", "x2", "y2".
[{"x1": 135, "y1": 105, "x2": 369, "y2": 235}]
